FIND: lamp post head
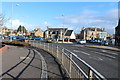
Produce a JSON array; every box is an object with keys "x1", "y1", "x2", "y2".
[{"x1": 16, "y1": 4, "x2": 20, "y2": 6}]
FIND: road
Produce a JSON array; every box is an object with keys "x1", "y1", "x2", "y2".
[
  {"x1": 36, "y1": 40, "x2": 119, "y2": 79},
  {"x1": 52, "y1": 43, "x2": 119, "y2": 79}
]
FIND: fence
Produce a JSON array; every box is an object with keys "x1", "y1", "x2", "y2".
[{"x1": 28, "y1": 41, "x2": 107, "y2": 80}]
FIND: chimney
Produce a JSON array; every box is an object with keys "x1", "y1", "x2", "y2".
[
  {"x1": 95, "y1": 27, "x2": 97, "y2": 31},
  {"x1": 103, "y1": 28, "x2": 105, "y2": 31}
]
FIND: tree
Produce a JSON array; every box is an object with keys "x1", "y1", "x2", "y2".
[
  {"x1": 17, "y1": 25, "x2": 27, "y2": 33},
  {"x1": 0, "y1": 14, "x2": 7, "y2": 27}
]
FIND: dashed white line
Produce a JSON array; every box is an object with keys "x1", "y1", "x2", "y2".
[
  {"x1": 73, "y1": 50, "x2": 79, "y2": 52},
  {"x1": 80, "y1": 51, "x2": 90, "y2": 55},
  {"x1": 101, "y1": 50, "x2": 118, "y2": 55},
  {"x1": 73, "y1": 50, "x2": 90, "y2": 55},
  {"x1": 94, "y1": 51, "x2": 116, "y2": 59}
]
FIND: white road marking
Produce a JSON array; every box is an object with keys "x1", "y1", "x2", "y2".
[
  {"x1": 101, "y1": 50, "x2": 118, "y2": 55},
  {"x1": 89, "y1": 56, "x2": 103, "y2": 61},
  {"x1": 73, "y1": 50, "x2": 90, "y2": 55},
  {"x1": 94, "y1": 51, "x2": 116, "y2": 59},
  {"x1": 80, "y1": 51, "x2": 90, "y2": 55},
  {"x1": 73, "y1": 50, "x2": 79, "y2": 52},
  {"x1": 74, "y1": 45, "x2": 84, "y2": 47},
  {"x1": 98, "y1": 57, "x2": 103, "y2": 61}
]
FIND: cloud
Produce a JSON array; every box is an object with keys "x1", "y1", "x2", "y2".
[
  {"x1": 5, "y1": 19, "x2": 29, "y2": 30},
  {"x1": 4, "y1": 19, "x2": 49, "y2": 31},
  {"x1": 55, "y1": 9, "x2": 118, "y2": 34}
]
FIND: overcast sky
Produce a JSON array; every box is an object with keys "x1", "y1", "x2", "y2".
[{"x1": 2, "y1": 2, "x2": 119, "y2": 34}]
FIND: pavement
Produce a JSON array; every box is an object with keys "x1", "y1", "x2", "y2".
[
  {"x1": 85, "y1": 44, "x2": 120, "y2": 51},
  {"x1": 1, "y1": 45, "x2": 64, "y2": 79}
]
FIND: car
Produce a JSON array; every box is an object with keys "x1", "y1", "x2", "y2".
[
  {"x1": 16, "y1": 36, "x2": 26, "y2": 42},
  {"x1": 64, "y1": 38, "x2": 69, "y2": 41},
  {"x1": 8, "y1": 36, "x2": 17, "y2": 40},
  {"x1": 34, "y1": 37, "x2": 42, "y2": 40},
  {"x1": 100, "y1": 40, "x2": 109, "y2": 46},
  {"x1": 31, "y1": 37, "x2": 42, "y2": 40},
  {"x1": 90, "y1": 40, "x2": 101, "y2": 43},
  {"x1": 90, "y1": 40, "x2": 97, "y2": 43},
  {"x1": 46, "y1": 38, "x2": 54, "y2": 43},
  {"x1": 77, "y1": 39, "x2": 86, "y2": 44}
]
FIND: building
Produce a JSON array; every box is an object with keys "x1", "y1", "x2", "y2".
[
  {"x1": 0, "y1": 27, "x2": 11, "y2": 36},
  {"x1": 80, "y1": 27, "x2": 107, "y2": 40},
  {"x1": 44, "y1": 27, "x2": 68, "y2": 40},
  {"x1": 44, "y1": 27, "x2": 76, "y2": 40},
  {"x1": 31, "y1": 28, "x2": 43, "y2": 37},
  {"x1": 115, "y1": 19, "x2": 120, "y2": 46},
  {"x1": 64, "y1": 30, "x2": 76, "y2": 39}
]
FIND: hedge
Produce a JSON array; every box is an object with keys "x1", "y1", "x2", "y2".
[{"x1": 2, "y1": 41, "x2": 31, "y2": 47}]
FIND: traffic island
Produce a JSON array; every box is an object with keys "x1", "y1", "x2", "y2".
[{"x1": 0, "y1": 44, "x2": 8, "y2": 54}]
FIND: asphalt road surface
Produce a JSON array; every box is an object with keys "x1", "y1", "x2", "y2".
[
  {"x1": 52, "y1": 43, "x2": 119, "y2": 79},
  {"x1": 35, "y1": 40, "x2": 119, "y2": 79}
]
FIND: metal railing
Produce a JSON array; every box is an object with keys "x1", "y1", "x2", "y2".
[{"x1": 28, "y1": 40, "x2": 107, "y2": 80}]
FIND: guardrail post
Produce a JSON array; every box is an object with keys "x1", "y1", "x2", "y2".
[
  {"x1": 69, "y1": 53, "x2": 72, "y2": 78},
  {"x1": 57, "y1": 45, "x2": 58, "y2": 58},
  {"x1": 32, "y1": 41, "x2": 34, "y2": 46},
  {"x1": 88, "y1": 69, "x2": 93, "y2": 80},
  {"x1": 39, "y1": 42, "x2": 41, "y2": 48},
  {"x1": 52, "y1": 44, "x2": 53, "y2": 54},
  {"x1": 43, "y1": 43, "x2": 45, "y2": 50},
  {"x1": 48, "y1": 43, "x2": 49, "y2": 51},
  {"x1": 62, "y1": 48, "x2": 64, "y2": 64}
]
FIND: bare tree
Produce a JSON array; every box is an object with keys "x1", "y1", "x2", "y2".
[{"x1": 0, "y1": 14, "x2": 7, "y2": 26}]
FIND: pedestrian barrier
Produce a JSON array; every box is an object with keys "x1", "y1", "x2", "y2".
[{"x1": 28, "y1": 41, "x2": 107, "y2": 80}]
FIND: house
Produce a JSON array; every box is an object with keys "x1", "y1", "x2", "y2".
[
  {"x1": 80, "y1": 27, "x2": 107, "y2": 40},
  {"x1": 44, "y1": 27, "x2": 76, "y2": 40},
  {"x1": 64, "y1": 30, "x2": 76, "y2": 39},
  {"x1": 31, "y1": 28, "x2": 43, "y2": 37},
  {"x1": 44, "y1": 27, "x2": 68, "y2": 40},
  {"x1": 0, "y1": 27, "x2": 12, "y2": 36},
  {"x1": 115, "y1": 19, "x2": 120, "y2": 47}
]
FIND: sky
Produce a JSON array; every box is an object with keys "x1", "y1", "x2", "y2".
[{"x1": 2, "y1": 2, "x2": 119, "y2": 34}]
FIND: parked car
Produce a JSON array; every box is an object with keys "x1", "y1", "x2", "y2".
[
  {"x1": 31, "y1": 37, "x2": 42, "y2": 40},
  {"x1": 46, "y1": 38, "x2": 54, "y2": 43},
  {"x1": 77, "y1": 39, "x2": 86, "y2": 44},
  {"x1": 8, "y1": 36, "x2": 17, "y2": 40},
  {"x1": 90, "y1": 40, "x2": 97, "y2": 43},
  {"x1": 100, "y1": 40, "x2": 109, "y2": 46},
  {"x1": 16, "y1": 36, "x2": 26, "y2": 42},
  {"x1": 90, "y1": 40, "x2": 101, "y2": 43},
  {"x1": 64, "y1": 38, "x2": 69, "y2": 41}
]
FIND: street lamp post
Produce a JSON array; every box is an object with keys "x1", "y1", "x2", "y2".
[
  {"x1": 10, "y1": 3, "x2": 21, "y2": 42},
  {"x1": 10, "y1": 2, "x2": 13, "y2": 42}
]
